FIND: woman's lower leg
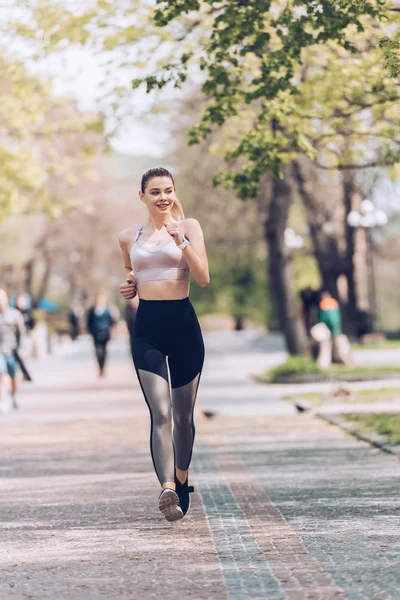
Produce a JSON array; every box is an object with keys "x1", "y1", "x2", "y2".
[{"x1": 175, "y1": 468, "x2": 188, "y2": 484}]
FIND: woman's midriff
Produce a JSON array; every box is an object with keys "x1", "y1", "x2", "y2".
[{"x1": 137, "y1": 279, "x2": 190, "y2": 300}]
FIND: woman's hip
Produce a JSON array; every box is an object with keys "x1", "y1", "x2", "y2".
[{"x1": 132, "y1": 297, "x2": 203, "y2": 344}]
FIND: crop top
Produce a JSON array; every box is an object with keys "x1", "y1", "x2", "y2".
[{"x1": 130, "y1": 226, "x2": 190, "y2": 286}]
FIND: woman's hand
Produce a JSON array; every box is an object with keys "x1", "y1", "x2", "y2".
[
  {"x1": 164, "y1": 221, "x2": 184, "y2": 246},
  {"x1": 120, "y1": 272, "x2": 137, "y2": 299}
]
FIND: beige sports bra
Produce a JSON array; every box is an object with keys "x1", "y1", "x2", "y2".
[{"x1": 130, "y1": 226, "x2": 190, "y2": 286}]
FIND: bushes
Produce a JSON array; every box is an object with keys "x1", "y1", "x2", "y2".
[{"x1": 267, "y1": 356, "x2": 321, "y2": 380}]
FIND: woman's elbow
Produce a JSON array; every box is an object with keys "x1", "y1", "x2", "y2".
[{"x1": 199, "y1": 275, "x2": 210, "y2": 288}]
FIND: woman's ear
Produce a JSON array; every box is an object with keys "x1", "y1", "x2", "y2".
[{"x1": 139, "y1": 191, "x2": 146, "y2": 204}]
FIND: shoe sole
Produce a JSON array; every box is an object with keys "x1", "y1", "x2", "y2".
[
  {"x1": 183, "y1": 494, "x2": 191, "y2": 517},
  {"x1": 159, "y1": 489, "x2": 183, "y2": 522}
]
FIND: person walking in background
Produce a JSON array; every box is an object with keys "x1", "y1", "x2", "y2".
[
  {"x1": 318, "y1": 290, "x2": 342, "y2": 339},
  {"x1": 311, "y1": 289, "x2": 353, "y2": 368},
  {"x1": 118, "y1": 167, "x2": 209, "y2": 522},
  {"x1": 87, "y1": 292, "x2": 116, "y2": 377},
  {"x1": 68, "y1": 300, "x2": 84, "y2": 341},
  {"x1": 15, "y1": 293, "x2": 36, "y2": 334},
  {"x1": 0, "y1": 289, "x2": 26, "y2": 413},
  {"x1": 300, "y1": 287, "x2": 320, "y2": 336}
]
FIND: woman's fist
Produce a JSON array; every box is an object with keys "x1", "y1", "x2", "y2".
[
  {"x1": 164, "y1": 221, "x2": 184, "y2": 246},
  {"x1": 120, "y1": 272, "x2": 137, "y2": 300}
]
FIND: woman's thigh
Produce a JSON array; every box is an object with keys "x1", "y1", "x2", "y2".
[
  {"x1": 131, "y1": 336, "x2": 169, "y2": 383},
  {"x1": 168, "y1": 308, "x2": 205, "y2": 389}
]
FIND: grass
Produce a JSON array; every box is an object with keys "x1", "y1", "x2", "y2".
[
  {"x1": 267, "y1": 356, "x2": 321, "y2": 380},
  {"x1": 351, "y1": 339, "x2": 400, "y2": 350},
  {"x1": 284, "y1": 387, "x2": 400, "y2": 407},
  {"x1": 266, "y1": 356, "x2": 400, "y2": 382},
  {"x1": 341, "y1": 413, "x2": 400, "y2": 445}
]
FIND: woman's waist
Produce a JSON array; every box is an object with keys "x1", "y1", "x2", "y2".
[
  {"x1": 136, "y1": 292, "x2": 194, "y2": 317},
  {"x1": 136, "y1": 279, "x2": 189, "y2": 301}
]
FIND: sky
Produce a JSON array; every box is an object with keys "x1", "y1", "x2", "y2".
[
  {"x1": 0, "y1": 0, "x2": 172, "y2": 157},
  {"x1": 42, "y1": 47, "x2": 170, "y2": 157}
]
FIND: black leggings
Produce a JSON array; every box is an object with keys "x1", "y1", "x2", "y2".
[
  {"x1": 94, "y1": 340, "x2": 108, "y2": 372},
  {"x1": 131, "y1": 297, "x2": 205, "y2": 485}
]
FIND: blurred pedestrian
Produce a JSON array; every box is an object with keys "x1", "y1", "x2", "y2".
[
  {"x1": 87, "y1": 292, "x2": 115, "y2": 377},
  {"x1": 118, "y1": 167, "x2": 209, "y2": 521},
  {"x1": 68, "y1": 300, "x2": 84, "y2": 341},
  {"x1": 300, "y1": 287, "x2": 320, "y2": 335},
  {"x1": 311, "y1": 290, "x2": 353, "y2": 368},
  {"x1": 15, "y1": 293, "x2": 36, "y2": 333},
  {"x1": 0, "y1": 289, "x2": 27, "y2": 413},
  {"x1": 318, "y1": 290, "x2": 342, "y2": 338}
]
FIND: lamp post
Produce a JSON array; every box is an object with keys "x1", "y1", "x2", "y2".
[
  {"x1": 347, "y1": 200, "x2": 388, "y2": 333},
  {"x1": 284, "y1": 228, "x2": 304, "y2": 249}
]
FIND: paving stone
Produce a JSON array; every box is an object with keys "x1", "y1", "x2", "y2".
[{"x1": 0, "y1": 335, "x2": 399, "y2": 599}]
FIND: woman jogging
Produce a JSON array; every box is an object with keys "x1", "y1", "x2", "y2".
[{"x1": 118, "y1": 167, "x2": 209, "y2": 522}]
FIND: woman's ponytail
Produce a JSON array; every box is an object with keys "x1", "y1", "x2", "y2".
[{"x1": 171, "y1": 197, "x2": 185, "y2": 221}]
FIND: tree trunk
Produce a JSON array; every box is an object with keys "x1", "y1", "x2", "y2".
[
  {"x1": 292, "y1": 160, "x2": 361, "y2": 336},
  {"x1": 23, "y1": 260, "x2": 35, "y2": 297},
  {"x1": 34, "y1": 253, "x2": 52, "y2": 308},
  {"x1": 292, "y1": 159, "x2": 340, "y2": 299},
  {"x1": 342, "y1": 172, "x2": 359, "y2": 322},
  {"x1": 261, "y1": 172, "x2": 309, "y2": 355}
]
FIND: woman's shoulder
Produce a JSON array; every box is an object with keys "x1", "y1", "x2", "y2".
[
  {"x1": 118, "y1": 226, "x2": 141, "y2": 246},
  {"x1": 183, "y1": 218, "x2": 202, "y2": 232}
]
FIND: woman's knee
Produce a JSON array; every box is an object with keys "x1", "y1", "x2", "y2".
[
  {"x1": 153, "y1": 407, "x2": 171, "y2": 427},
  {"x1": 173, "y1": 412, "x2": 193, "y2": 430}
]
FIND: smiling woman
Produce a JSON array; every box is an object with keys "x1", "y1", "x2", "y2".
[{"x1": 118, "y1": 166, "x2": 210, "y2": 522}]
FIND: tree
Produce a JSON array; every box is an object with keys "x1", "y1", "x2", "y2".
[
  {"x1": 8, "y1": 0, "x2": 398, "y2": 353},
  {"x1": 130, "y1": 1, "x2": 396, "y2": 352},
  {"x1": 0, "y1": 55, "x2": 104, "y2": 220},
  {"x1": 168, "y1": 105, "x2": 269, "y2": 329},
  {"x1": 0, "y1": 150, "x2": 148, "y2": 307},
  {"x1": 8, "y1": 1, "x2": 392, "y2": 189},
  {"x1": 287, "y1": 19, "x2": 400, "y2": 328}
]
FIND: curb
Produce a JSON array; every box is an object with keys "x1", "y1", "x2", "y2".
[
  {"x1": 317, "y1": 412, "x2": 400, "y2": 457},
  {"x1": 251, "y1": 372, "x2": 400, "y2": 385}
]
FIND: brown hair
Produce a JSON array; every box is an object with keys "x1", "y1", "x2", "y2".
[{"x1": 141, "y1": 167, "x2": 185, "y2": 221}]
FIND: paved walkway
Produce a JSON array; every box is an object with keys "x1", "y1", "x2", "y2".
[{"x1": 0, "y1": 333, "x2": 399, "y2": 599}]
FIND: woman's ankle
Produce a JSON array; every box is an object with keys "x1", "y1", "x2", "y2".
[
  {"x1": 175, "y1": 468, "x2": 188, "y2": 485},
  {"x1": 161, "y1": 481, "x2": 176, "y2": 491}
]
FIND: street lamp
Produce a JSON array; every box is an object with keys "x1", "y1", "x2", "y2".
[
  {"x1": 284, "y1": 228, "x2": 304, "y2": 249},
  {"x1": 347, "y1": 200, "x2": 388, "y2": 333}
]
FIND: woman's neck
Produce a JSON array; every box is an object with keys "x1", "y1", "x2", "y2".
[{"x1": 146, "y1": 215, "x2": 173, "y2": 231}]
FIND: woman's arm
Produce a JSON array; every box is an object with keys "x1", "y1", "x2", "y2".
[
  {"x1": 118, "y1": 229, "x2": 137, "y2": 299},
  {"x1": 182, "y1": 218, "x2": 210, "y2": 288},
  {"x1": 118, "y1": 229, "x2": 135, "y2": 278}
]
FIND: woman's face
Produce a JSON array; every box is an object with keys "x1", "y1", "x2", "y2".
[{"x1": 140, "y1": 176, "x2": 177, "y2": 217}]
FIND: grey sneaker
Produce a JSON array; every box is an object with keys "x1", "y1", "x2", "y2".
[{"x1": 158, "y1": 488, "x2": 183, "y2": 522}]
